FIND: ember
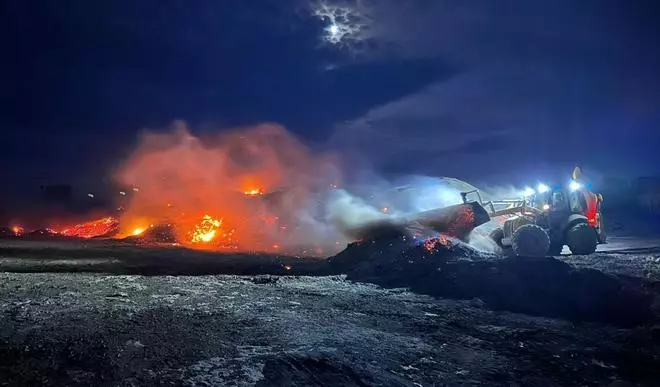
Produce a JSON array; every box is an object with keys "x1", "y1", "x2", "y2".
[
  {"x1": 423, "y1": 235, "x2": 453, "y2": 253},
  {"x1": 55, "y1": 217, "x2": 119, "y2": 238},
  {"x1": 445, "y1": 206, "x2": 476, "y2": 238}
]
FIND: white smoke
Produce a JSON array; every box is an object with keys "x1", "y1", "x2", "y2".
[
  {"x1": 479, "y1": 184, "x2": 524, "y2": 201},
  {"x1": 321, "y1": 175, "x2": 471, "y2": 242},
  {"x1": 324, "y1": 188, "x2": 397, "y2": 240},
  {"x1": 326, "y1": 189, "x2": 388, "y2": 228},
  {"x1": 318, "y1": 175, "x2": 527, "y2": 254},
  {"x1": 466, "y1": 229, "x2": 502, "y2": 253}
]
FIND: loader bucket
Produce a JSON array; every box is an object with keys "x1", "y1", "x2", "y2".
[
  {"x1": 345, "y1": 202, "x2": 491, "y2": 243},
  {"x1": 409, "y1": 201, "x2": 491, "y2": 240}
]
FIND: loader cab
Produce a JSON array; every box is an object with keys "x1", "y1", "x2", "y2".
[
  {"x1": 551, "y1": 191, "x2": 570, "y2": 212},
  {"x1": 531, "y1": 187, "x2": 584, "y2": 215},
  {"x1": 533, "y1": 185, "x2": 606, "y2": 244},
  {"x1": 533, "y1": 189, "x2": 571, "y2": 231}
]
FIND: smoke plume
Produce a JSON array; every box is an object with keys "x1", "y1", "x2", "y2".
[
  {"x1": 324, "y1": 188, "x2": 394, "y2": 240},
  {"x1": 114, "y1": 121, "x2": 509, "y2": 255},
  {"x1": 114, "y1": 121, "x2": 343, "y2": 254}
]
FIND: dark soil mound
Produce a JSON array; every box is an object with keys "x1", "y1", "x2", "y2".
[
  {"x1": 0, "y1": 227, "x2": 15, "y2": 238},
  {"x1": 121, "y1": 224, "x2": 178, "y2": 244},
  {"x1": 328, "y1": 235, "x2": 657, "y2": 327},
  {"x1": 25, "y1": 229, "x2": 73, "y2": 240}
]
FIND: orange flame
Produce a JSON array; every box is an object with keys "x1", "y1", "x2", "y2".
[
  {"x1": 11, "y1": 225, "x2": 24, "y2": 236},
  {"x1": 190, "y1": 215, "x2": 224, "y2": 243},
  {"x1": 111, "y1": 121, "x2": 339, "y2": 253},
  {"x1": 243, "y1": 188, "x2": 264, "y2": 196},
  {"x1": 54, "y1": 217, "x2": 119, "y2": 238}
]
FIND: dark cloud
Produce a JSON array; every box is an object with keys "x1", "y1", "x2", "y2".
[
  {"x1": 1, "y1": 0, "x2": 658, "y2": 194},
  {"x1": 330, "y1": 0, "x2": 660, "y2": 181},
  {"x1": 1, "y1": 0, "x2": 452, "y2": 190}
]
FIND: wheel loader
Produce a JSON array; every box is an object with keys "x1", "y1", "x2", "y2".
[
  {"x1": 342, "y1": 167, "x2": 604, "y2": 257},
  {"x1": 460, "y1": 168, "x2": 606, "y2": 257}
]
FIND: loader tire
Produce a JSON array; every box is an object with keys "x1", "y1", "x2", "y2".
[
  {"x1": 566, "y1": 223, "x2": 598, "y2": 255},
  {"x1": 511, "y1": 224, "x2": 550, "y2": 257},
  {"x1": 489, "y1": 227, "x2": 504, "y2": 248}
]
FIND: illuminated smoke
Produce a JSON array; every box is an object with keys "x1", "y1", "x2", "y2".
[
  {"x1": 324, "y1": 188, "x2": 391, "y2": 239},
  {"x1": 466, "y1": 231, "x2": 501, "y2": 253},
  {"x1": 108, "y1": 121, "x2": 517, "y2": 256},
  {"x1": 326, "y1": 176, "x2": 522, "y2": 254},
  {"x1": 114, "y1": 121, "x2": 341, "y2": 254},
  {"x1": 323, "y1": 176, "x2": 482, "y2": 243}
]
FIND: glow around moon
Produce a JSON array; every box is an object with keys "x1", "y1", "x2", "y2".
[{"x1": 311, "y1": 1, "x2": 371, "y2": 49}]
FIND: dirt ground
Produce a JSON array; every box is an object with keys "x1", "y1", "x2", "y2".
[
  {"x1": 1, "y1": 236, "x2": 660, "y2": 386},
  {"x1": 2, "y1": 273, "x2": 659, "y2": 386}
]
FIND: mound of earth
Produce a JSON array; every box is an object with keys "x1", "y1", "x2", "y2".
[
  {"x1": 25, "y1": 229, "x2": 73, "y2": 240},
  {"x1": 0, "y1": 227, "x2": 16, "y2": 238},
  {"x1": 327, "y1": 233, "x2": 658, "y2": 327},
  {"x1": 121, "y1": 224, "x2": 178, "y2": 244}
]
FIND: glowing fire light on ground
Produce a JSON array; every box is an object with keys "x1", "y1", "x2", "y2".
[
  {"x1": 424, "y1": 235, "x2": 452, "y2": 253},
  {"x1": 11, "y1": 226, "x2": 24, "y2": 236},
  {"x1": 132, "y1": 227, "x2": 146, "y2": 236},
  {"x1": 243, "y1": 188, "x2": 263, "y2": 196},
  {"x1": 55, "y1": 217, "x2": 119, "y2": 238},
  {"x1": 189, "y1": 215, "x2": 231, "y2": 244}
]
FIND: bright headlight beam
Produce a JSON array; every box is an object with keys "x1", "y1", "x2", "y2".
[{"x1": 537, "y1": 183, "x2": 550, "y2": 193}]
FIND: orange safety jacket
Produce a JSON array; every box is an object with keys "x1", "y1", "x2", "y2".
[{"x1": 581, "y1": 189, "x2": 600, "y2": 227}]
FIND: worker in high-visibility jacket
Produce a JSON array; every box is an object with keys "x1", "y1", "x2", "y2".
[{"x1": 571, "y1": 166, "x2": 606, "y2": 243}]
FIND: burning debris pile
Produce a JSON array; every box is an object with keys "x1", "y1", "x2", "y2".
[
  {"x1": 2, "y1": 122, "x2": 344, "y2": 254},
  {"x1": 105, "y1": 121, "x2": 347, "y2": 255},
  {"x1": 1, "y1": 121, "x2": 495, "y2": 255},
  {"x1": 1, "y1": 218, "x2": 119, "y2": 240},
  {"x1": 55, "y1": 216, "x2": 119, "y2": 238}
]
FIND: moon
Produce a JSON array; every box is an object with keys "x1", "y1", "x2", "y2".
[{"x1": 311, "y1": 1, "x2": 370, "y2": 48}]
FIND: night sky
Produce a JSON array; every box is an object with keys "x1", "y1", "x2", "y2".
[{"x1": 2, "y1": 0, "x2": 660, "y2": 201}]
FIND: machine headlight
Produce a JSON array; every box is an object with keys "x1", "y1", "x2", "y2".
[
  {"x1": 537, "y1": 183, "x2": 550, "y2": 193},
  {"x1": 542, "y1": 203, "x2": 550, "y2": 211},
  {"x1": 569, "y1": 181, "x2": 582, "y2": 191}
]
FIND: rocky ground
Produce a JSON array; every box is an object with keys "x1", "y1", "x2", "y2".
[
  {"x1": 1, "y1": 273, "x2": 659, "y2": 386},
  {"x1": 0, "y1": 235, "x2": 660, "y2": 386}
]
